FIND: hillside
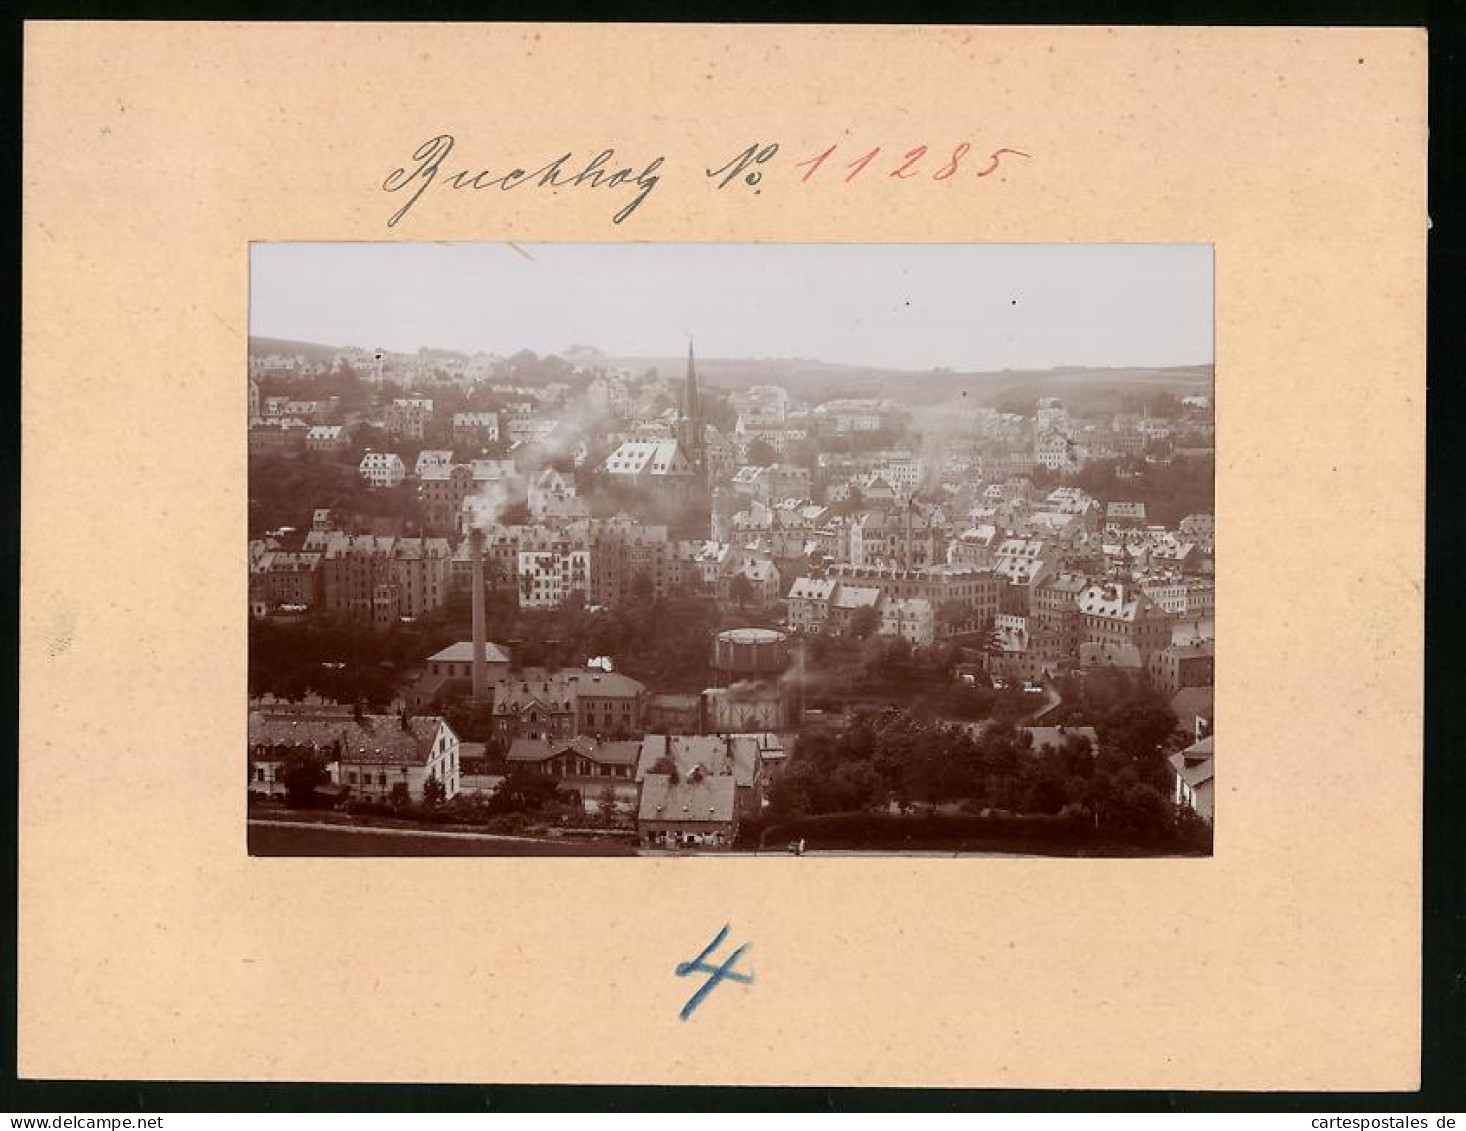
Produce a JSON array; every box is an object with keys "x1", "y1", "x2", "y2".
[{"x1": 247, "y1": 336, "x2": 1212, "y2": 407}]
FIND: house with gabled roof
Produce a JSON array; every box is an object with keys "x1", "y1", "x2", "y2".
[{"x1": 637, "y1": 767, "x2": 739, "y2": 849}]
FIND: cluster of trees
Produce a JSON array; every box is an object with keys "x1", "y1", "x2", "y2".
[
  {"x1": 798, "y1": 631, "x2": 1026, "y2": 722},
  {"x1": 768, "y1": 687, "x2": 1189, "y2": 839},
  {"x1": 249, "y1": 613, "x2": 461, "y2": 708},
  {"x1": 1046, "y1": 455, "x2": 1216, "y2": 528}
]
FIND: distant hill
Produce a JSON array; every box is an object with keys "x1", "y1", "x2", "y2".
[
  {"x1": 248, "y1": 337, "x2": 343, "y2": 365},
  {"x1": 605, "y1": 354, "x2": 1213, "y2": 408},
  {"x1": 247, "y1": 335, "x2": 1212, "y2": 407}
]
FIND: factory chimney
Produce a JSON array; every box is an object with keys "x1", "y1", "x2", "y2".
[{"x1": 470, "y1": 526, "x2": 487, "y2": 702}]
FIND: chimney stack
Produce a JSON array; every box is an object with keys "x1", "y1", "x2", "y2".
[{"x1": 470, "y1": 526, "x2": 487, "y2": 702}]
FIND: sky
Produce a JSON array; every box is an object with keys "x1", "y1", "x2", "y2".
[{"x1": 249, "y1": 242, "x2": 1212, "y2": 372}]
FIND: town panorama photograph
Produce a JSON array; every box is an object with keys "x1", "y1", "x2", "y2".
[{"x1": 247, "y1": 242, "x2": 1216, "y2": 857}]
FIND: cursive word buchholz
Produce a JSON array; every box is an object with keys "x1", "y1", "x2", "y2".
[{"x1": 382, "y1": 134, "x2": 665, "y2": 228}]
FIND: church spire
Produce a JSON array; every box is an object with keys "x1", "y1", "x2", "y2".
[
  {"x1": 679, "y1": 339, "x2": 705, "y2": 477},
  {"x1": 683, "y1": 339, "x2": 701, "y2": 423}
]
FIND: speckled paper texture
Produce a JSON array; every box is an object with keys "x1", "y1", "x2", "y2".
[{"x1": 19, "y1": 23, "x2": 1426, "y2": 1088}]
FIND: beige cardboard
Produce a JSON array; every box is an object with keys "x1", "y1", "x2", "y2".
[{"x1": 19, "y1": 23, "x2": 1425, "y2": 1088}]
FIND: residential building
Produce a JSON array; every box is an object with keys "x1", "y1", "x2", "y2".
[
  {"x1": 418, "y1": 463, "x2": 475, "y2": 531},
  {"x1": 825, "y1": 563, "x2": 1001, "y2": 634},
  {"x1": 517, "y1": 547, "x2": 591, "y2": 609},
  {"x1": 568, "y1": 669, "x2": 648, "y2": 738},
  {"x1": 601, "y1": 439, "x2": 698, "y2": 504},
  {"x1": 637, "y1": 769, "x2": 739, "y2": 849},
  {"x1": 1148, "y1": 641, "x2": 1215, "y2": 697},
  {"x1": 390, "y1": 536, "x2": 452, "y2": 619},
  {"x1": 1169, "y1": 735, "x2": 1215, "y2": 822},
  {"x1": 880, "y1": 596, "x2": 936, "y2": 647},
  {"x1": 336, "y1": 714, "x2": 461, "y2": 802},
  {"x1": 1106, "y1": 501, "x2": 1148, "y2": 529},
  {"x1": 305, "y1": 424, "x2": 348, "y2": 452},
  {"x1": 358, "y1": 452, "x2": 406, "y2": 488},
  {"x1": 636, "y1": 734, "x2": 766, "y2": 820},
  {"x1": 829, "y1": 584, "x2": 883, "y2": 636},
  {"x1": 505, "y1": 736, "x2": 640, "y2": 782},
  {"x1": 452, "y1": 411, "x2": 499, "y2": 449},
  {"x1": 1076, "y1": 581, "x2": 1173, "y2": 661},
  {"x1": 248, "y1": 707, "x2": 461, "y2": 803},
  {"x1": 385, "y1": 398, "x2": 433, "y2": 441},
  {"x1": 786, "y1": 576, "x2": 838, "y2": 633},
  {"x1": 489, "y1": 674, "x2": 578, "y2": 743},
  {"x1": 321, "y1": 534, "x2": 398, "y2": 620},
  {"x1": 414, "y1": 449, "x2": 455, "y2": 476}
]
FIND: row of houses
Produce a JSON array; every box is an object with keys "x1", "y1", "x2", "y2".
[{"x1": 246, "y1": 699, "x2": 787, "y2": 849}]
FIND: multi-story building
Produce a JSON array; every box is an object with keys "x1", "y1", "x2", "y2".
[
  {"x1": 527, "y1": 468, "x2": 577, "y2": 520},
  {"x1": 880, "y1": 596, "x2": 936, "y2": 647},
  {"x1": 750, "y1": 463, "x2": 813, "y2": 504},
  {"x1": 414, "y1": 449, "x2": 455, "y2": 477},
  {"x1": 390, "y1": 536, "x2": 451, "y2": 620},
  {"x1": 335, "y1": 714, "x2": 461, "y2": 802},
  {"x1": 1076, "y1": 581, "x2": 1173, "y2": 661},
  {"x1": 825, "y1": 563, "x2": 1001, "y2": 634},
  {"x1": 385, "y1": 397, "x2": 433, "y2": 441},
  {"x1": 248, "y1": 417, "x2": 309, "y2": 454},
  {"x1": 1106, "y1": 501, "x2": 1148, "y2": 529},
  {"x1": 305, "y1": 424, "x2": 348, "y2": 452},
  {"x1": 637, "y1": 770, "x2": 738, "y2": 849},
  {"x1": 488, "y1": 673, "x2": 578, "y2": 743},
  {"x1": 247, "y1": 707, "x2": 461, "y2": 803},
  {"x1": 358, "y1": 452, "x2": 406, "y2": 488},
  {"x1": 1148, "y1": 641, "x2": 1215, "y2": 696},
  {"x1": 569, "y1": 670, "x2": 648, "y2": 738},
  {"x1": 517, "y1": 547, "x2": 591, "y2": 609},
  {"x1": 452, "y1": 411, "x2": 499, "y2": 449},
  {"x1": 828, "y1": 584, "x2": 883, "y2": 635},
  {"x1": 602, "y1": 439, "x2": 699, "y2": 507},
  {"x1": 721, "y1": 559, "x2": 781, "y2": 608},
  {"x1": 253, "y1": 550, "x2": 324, "y2": 609},
  {"x1": 850, "y1": 508, "x2": 943, "y2": 569},
  {"x1": 418, "y1": 463, "x2": 474, "y2": 531},
  {"x1": 321, "y1": 534, "x2": 398, "y2": 619},
  {"x1": 1032, "y1": 572, "x2": 1089, "y2": 660},
  {"x1": 786, "y1": 576, "x2": 838, "y2": 633}
]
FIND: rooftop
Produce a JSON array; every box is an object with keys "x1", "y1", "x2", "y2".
[
  {"x1": 427, "y1": 641, "x2": 512, "y2": 665},
  {"x1": 637, "y1": 772, "x2": 738, "y2": 824}
]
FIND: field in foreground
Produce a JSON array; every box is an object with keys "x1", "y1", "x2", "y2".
[{"x1": 247, "y1": 819, "x2": 637, "y2": 857}]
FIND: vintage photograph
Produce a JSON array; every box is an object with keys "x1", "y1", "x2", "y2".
[{"x1": 247, "y1": 242, "x2": 1215, "y2": 857}]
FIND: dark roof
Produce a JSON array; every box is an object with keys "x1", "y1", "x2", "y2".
[
  {"x1": 250, "y1": 711, "x2": 450, "y2": 767},
  {"x1": 635, "y1": 735, "x2": 760, "y2": 786},
  {"x1": 507, "y1": 736, "x2": 598, "y2": 763},
  {"x1": 638, "y1": 773, "x2": 737, "y2": 824},
  {"x1": 506, "y1": 737, "x2": 641, "y2": 767},
  {"x1": 569, "y1": 670, "x2": 646, "y2": 699}
]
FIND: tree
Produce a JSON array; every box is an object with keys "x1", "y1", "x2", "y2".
[
  {"x1": 745, "y1": 439, "x2": 778, "y2": 465},
  {"x1": 422, "y1": 771, "x2": 447, "y2": 807},
  {"x1": 280, "y1": 748, "x2": 329, "y2": 808},
  {"x1": 596, "y1": 785, "x2": 622, "y2": 825},
  {"x1": 937, "y1": 599, "x2": 974, "y2": 636},
  {"x1": 847, "y1": 606, "x2": 880, "y2": 640},
  {"x1": 728, "y1": 574, "x2": 755, "y2": 610},
  {"x1": 631, "y1": 572, "x2": 657, "y2": 602}
]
